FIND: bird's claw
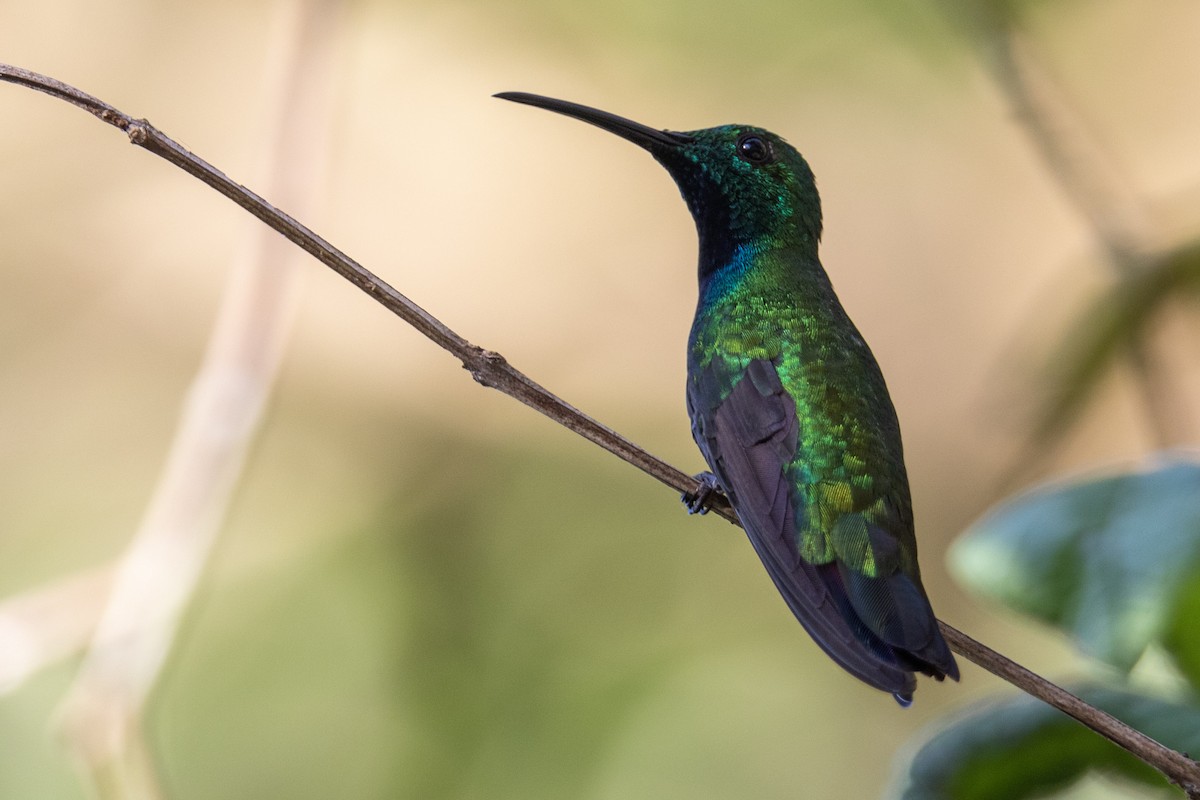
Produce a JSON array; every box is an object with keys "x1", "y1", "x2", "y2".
[{"x1": 681, "y1": 472, "x2": 722, "y2": 515}]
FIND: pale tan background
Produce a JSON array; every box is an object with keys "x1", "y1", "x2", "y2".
[{"x1": 2, "y1": 0, "x2": 1199, "y2": 797}]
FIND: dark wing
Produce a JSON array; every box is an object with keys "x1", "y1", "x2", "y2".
[{"x1": 688, "y1": 358, "x2": 956, "y2": 702}]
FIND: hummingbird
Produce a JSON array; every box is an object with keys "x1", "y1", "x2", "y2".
[{"x1": 496, "y1": 92, "x2": 959, "y2": 704}]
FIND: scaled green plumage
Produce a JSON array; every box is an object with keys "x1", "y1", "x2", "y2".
[
  {"x1": 498, "y1": 93, "x2": 959, "y2": 704},
  {"x1": 688, "y1": 234, "x2": 910, "y2": 577}
]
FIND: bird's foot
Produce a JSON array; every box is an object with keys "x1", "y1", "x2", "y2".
[{"x1": 681, "y1": 472, "x2": 722, "y2": 515}]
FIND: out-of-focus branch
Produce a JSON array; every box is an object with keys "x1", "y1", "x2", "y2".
[
  {"x1": 0, "y1": 566, "x2": 115, "y2": 695},
  {"x1": 31, "y1": 2, "x2": 345, "y2": 796},
  {"x1": 1, "y1": 59, "x2": 1198, "y2": 796},
  {"x1": 985, "y1": 28, "x2": 1148, "y2": 267},
  {"x1": 973, "y1": 11, "x2": 1192, "y2": 451}
]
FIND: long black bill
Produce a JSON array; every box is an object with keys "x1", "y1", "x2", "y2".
[{"x1": 494, "y1": 92, "x2": 693, "y2": 150}]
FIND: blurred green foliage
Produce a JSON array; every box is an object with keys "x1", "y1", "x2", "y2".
[
  {"x1": 1, "y1": 426, "x2": 933, "y2": 799},
  {"x1": 896, "y1": 687, "x2": 1200, "y2": 799},
  {"x1": 950, "y1": 458, "x2": 1200, "y2": 672},
  {"x1": 893, "y1": 460, "x2": 1200, "y2": 798},
  {"x1": 157, "y1": 436, "x2": 709, "y2": 800}
]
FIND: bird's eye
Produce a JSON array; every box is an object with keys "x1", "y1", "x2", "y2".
[{"x1": 737, "y1": 134, "x2": 773, "y2": 165}]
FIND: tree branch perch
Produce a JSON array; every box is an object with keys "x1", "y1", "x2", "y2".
[{"x1": 2, "y1": 63, "x2": 1196, "y2": 796}]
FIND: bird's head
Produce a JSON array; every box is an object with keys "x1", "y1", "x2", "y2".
[{"x1": 496, "y1": 93, "x2": 823, "y2": 272}]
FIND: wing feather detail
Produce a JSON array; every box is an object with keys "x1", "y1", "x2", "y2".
[{"x1": 689, "y1": 358, "x2": 956, "y2": 700}]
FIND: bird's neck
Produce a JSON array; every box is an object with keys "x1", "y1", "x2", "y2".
[{"x1": 696, "y1": 232, "x2": 822, "y2": 310}]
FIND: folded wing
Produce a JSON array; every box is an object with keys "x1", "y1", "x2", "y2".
[{"x1": 688, "y1": 358, "x2": 957, "y2": 703}]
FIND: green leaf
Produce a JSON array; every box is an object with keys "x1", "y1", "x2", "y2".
[
  {"x1": 1163, "y1": 576, "x2": 1200, "y2": 690},
  {"x1": 950, "y1": 457, "x2": 1200, "y2": 672},
  {"x1": 890, "y1": 686, "x2": 1200, "y2": 800}
]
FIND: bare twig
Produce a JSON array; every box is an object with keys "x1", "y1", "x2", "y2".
[
  {"x1": 1, "y1": 63, "x2": 1197, "y2": 795},
  {"x1": 0, "y1": 65, "x2": 721, "y2": 517}
]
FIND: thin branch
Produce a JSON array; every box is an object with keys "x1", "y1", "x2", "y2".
[
  {"x1": 1, "y1": 63, "x2": 722, "y2": 517},
  {"x1": 1, "y1": 63, "x2": 1197, "y2": 796}
]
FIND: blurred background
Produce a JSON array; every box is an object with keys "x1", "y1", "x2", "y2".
[{"x1": 1, "y1": 0, "x2": 1199, "y2": 797}]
